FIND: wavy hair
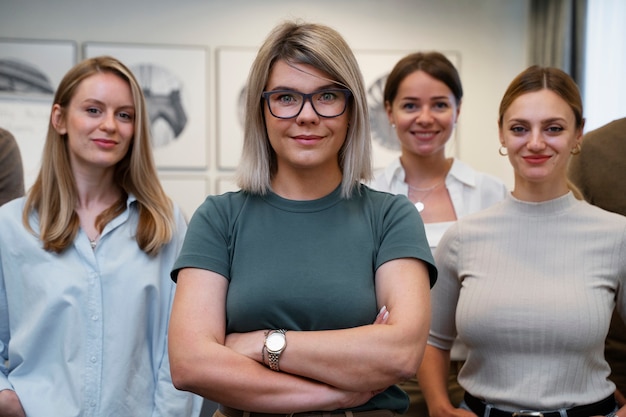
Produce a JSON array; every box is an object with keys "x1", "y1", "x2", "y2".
[
  {"x1": 235, "y1": 21, "x2": 372, "y2": 198},
  {"x1": 23, "y1": 56, "x2": 174, "y2": 255}
]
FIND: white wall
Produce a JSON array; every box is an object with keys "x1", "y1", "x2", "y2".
[{"x1": 0, "y1": 0, "x2": 528, "y2": 218}]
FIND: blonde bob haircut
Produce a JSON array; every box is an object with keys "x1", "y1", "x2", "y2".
[
  {"x1": 236, "y1": 21, "x2": 372, "y2": 198},
  {"x1": 23, "y1": 56, "x2": 174, "y2": 255}
]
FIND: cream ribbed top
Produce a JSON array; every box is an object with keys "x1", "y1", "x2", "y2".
[{"x1": 430, "y1": 192, "x2": 626, "y2": 411}]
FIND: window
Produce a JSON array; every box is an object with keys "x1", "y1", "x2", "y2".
[{"x1": 583, "y1": 0, "x2": 626, "y2": 132}]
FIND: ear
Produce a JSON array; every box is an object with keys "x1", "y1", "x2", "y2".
[
  {"x1": 384, "y1": 100, "x2": 394, "y2": 125},
  {"x1": 498, "y1": 122, "x2": 505, "y2": 146},
  {"x1": 575, "y1": 118, "x2": 585, "y2": 145},
  {"x1": 455, "y1": 99, "x2": 462, "y2": 120},
  {"x1": 51, "y1": 104, "x2": 67, "y2": 135}
]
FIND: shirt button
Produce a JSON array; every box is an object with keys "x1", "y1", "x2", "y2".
[{"x1": 90, "y1": 356, "x2": 97, "y2": 363}]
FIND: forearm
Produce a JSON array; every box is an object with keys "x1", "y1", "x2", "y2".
[
  {"x1": 417, "y1": 345, "x2": 457, "y2": 417},
  {"x1": 170, "y1": 341, "x2": 372, "y2": 413},
  {"x1": 279, "y1": 321, "x2": 427, "y2": 391},
  {"x1": 259, "y1": 259, "x2": 431, "y2": 391}
]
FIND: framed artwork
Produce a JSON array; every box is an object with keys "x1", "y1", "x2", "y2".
[
  {"x1": 158, "y1": 174, "x2": 209, "y2": 221},
  {"x1": 85, "y1": 42, "x2": 209, "y2": 169},
  {"x1": 215, "y1": 176, "x2": 239, "y2": 195},
  {"x1": 216, "y1": 47, "x2": 257, "y2": 169},
  {"x1": 215, "y1": 47, "x2": 460, "y2": 170},
  {"x1": 0, "y1": 38, "x2": 77, "y2": 188}
]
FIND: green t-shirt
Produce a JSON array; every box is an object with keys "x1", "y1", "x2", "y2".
[{"x1": 172, "y1": 184, "x2": 436, "y2": 412}]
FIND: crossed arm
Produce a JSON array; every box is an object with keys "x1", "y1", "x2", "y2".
[{"x1": 168, "y1": 257, "x2": 431, "y2": 413}]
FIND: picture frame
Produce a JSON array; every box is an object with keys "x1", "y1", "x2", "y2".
[
  {"x1": 158, "y1": 174, "x2": 209, "y2": 221},
  {"x1": 84, "y1": 42, "x2": 209, "y2": 169},
  {"x1": 0, "y1": 38, "x2": 77, "y2": 188},
  {"x1": 215, "y1": 176, "x2": 239, "y2": 195},
  {"x1": 215, "y1": 47, "x2": 460, "y2": 170},
  {"x1": 215, "y1": 47, "x2": 257, "y2": 170}
]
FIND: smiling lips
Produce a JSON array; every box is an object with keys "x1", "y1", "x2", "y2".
[
  {"x1": 92, "y1": 138, "x2": 117, "y2": 148},
  {"x1": 293, "y1": 135, "x2": 323, "y2": 144},
  {"x1": 412, "y1": 131, "x2": 438, "y2": 141},
  {"x1": 523, "y1": 154, "x2": 552, "y2": 164}
]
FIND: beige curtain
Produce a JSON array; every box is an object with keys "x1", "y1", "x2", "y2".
[{"x1": 529, "y1": 0, "x2": 587, "y2": 94}]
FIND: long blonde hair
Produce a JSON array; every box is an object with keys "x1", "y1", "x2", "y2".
[
  {"x1": 23, "y1": 56, "x2": 174, "y2": 255},
  {"x1": 236, "y1": 21, "x2": 372, "y2": 198}
]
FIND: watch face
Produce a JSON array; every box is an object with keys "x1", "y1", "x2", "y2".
[{"x1": 266, "y1": 332, "x2": 286, "y2": 352}]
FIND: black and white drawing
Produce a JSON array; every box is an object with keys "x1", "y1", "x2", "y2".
[{"x1": 0, "y1": 39, "x2": 77, "y2": 187}]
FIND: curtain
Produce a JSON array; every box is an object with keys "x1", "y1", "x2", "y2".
[{"x1": 529, "y1": 0, "x2": 587, "y2": 94}]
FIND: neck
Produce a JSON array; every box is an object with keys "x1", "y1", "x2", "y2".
[
  {"x1": 512, "y1": 178, "x2": 570, "y2": 202},
  {"x1": 400, "y1": 153, "x2": 452, "y2": 188},
  {"x1": 271, "y1": 166, "x2": 342, "y2": 200}
]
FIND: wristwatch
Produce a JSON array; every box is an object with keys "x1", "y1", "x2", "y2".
[{"x1": 264, "y1": 329, "x2": 287, "y2": 371}]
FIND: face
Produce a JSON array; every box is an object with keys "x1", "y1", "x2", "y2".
[
  {"x1": 263, "y1": 60, "x2": 349, "y2": 175},
  {"x1": 499, "y1": 89, "x2": 582, "y2": 194},
  {"x1": 52, "y1": 72, "x2": 135, "y2": 174},
  {"x1": 386, "y1": 70, "x2": 460, "y2": 158}
]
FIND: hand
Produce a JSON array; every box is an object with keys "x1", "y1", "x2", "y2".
[
  {"x1": 322, "y1": 385, "x2": 387, "y2": 411},
  {"x1": 0, "y1": 390, "x2": 26, "y2": 417},
  {"x1": 225, "y1": 329, "x2": 267, "y2": 364},
  {"x1": 430, "y1": 406, "x2": 477, "y2": 417},
  {"x1": 616, "y1": 388, "x2": 625, "y2": 407},
  {"x1": 373, "y1": 305, "x2": 389, "y2": 325}
]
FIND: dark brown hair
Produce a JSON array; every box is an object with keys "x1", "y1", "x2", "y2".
[{"x1": 384, "y1": 51, "x2": 463, "y2": 106}]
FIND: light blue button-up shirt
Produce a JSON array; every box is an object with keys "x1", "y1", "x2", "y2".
[{"x1": 0, "y1": 195, "x2": 202, "y2": 417}]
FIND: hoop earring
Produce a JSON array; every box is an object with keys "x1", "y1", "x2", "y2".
[
  {"x1": 498, "y1": 146, "x2": 508, "y2": 156},
  {"x1": 571, "y1": 143, "x2": 581, "y2": 155}
]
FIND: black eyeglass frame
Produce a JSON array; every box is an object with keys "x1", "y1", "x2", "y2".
[{"x1": 261, "y1": 88, "x2": 352, "y2": 119}]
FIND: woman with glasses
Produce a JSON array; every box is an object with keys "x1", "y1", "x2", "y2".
[{"x1": 168, "y1": 21, "x2": 436, "y2": 417}]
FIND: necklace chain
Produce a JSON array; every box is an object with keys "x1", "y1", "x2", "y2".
[{"x1": 407, "y1": 181, "x2": 444, "y2": 212}]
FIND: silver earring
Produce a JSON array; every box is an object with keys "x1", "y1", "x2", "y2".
[{"x1": 498, "y1": 146, "x2": 508, "y2": 156}]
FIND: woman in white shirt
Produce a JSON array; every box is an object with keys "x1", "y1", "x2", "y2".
[{"x1": 369, "y1": 51, "x2": 507, "y2": 416}]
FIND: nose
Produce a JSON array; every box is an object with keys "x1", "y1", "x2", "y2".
[
  {"x1": 415, "y1": 106, "x2": 434, "y2": 125},
  {"x1": 295, "y1": 97, "x2": 319, "y2": 124},
  {"x1": 99, "y1": 112, "x2": 116, "y2": 132},
  {"x1": 527, "y1": 129, "x2": 546, "y2": 151}
]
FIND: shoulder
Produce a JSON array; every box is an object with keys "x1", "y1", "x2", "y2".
[
  {"x1": 368, "y1": 158, "x2": 403, "y2": 192},
  {"x1": 574, "y1": 197, "x2": 626, "y2": 223},
  {"x1": 0, "y1": 196, "x2": 26, "y2": 221},
  {"x1": 448, "y1": 159, "x2": 508, "y2": 196},
  {"x1": 359, "y1": 184, "x2": 412, "y2": 209}
]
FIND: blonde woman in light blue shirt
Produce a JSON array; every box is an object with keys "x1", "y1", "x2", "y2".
[{"x1": 0, "y1": 56, "x2": 201, "y2": 417}]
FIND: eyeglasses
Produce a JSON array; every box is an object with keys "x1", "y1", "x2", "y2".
[{"x1": 262, "y1": 89, "x2": 352, "y2": 119}]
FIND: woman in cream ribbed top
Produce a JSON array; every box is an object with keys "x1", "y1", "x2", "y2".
[{"x1": 418, "y1": 66, "x2": 626, "y2": 416}]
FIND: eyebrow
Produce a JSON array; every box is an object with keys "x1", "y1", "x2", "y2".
[
  {"x1": 81, "y1": 98, "x2": 135, "y2": 110},
  {"x1": 399, "y1": 95, "x2": 451, "y2": 101},
  {"x1": 508, "y1": 117, "x2": 567, "y2": 124},
  {"x1": 266, "y1": 83, "x2": 342, "y2": 92}
]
